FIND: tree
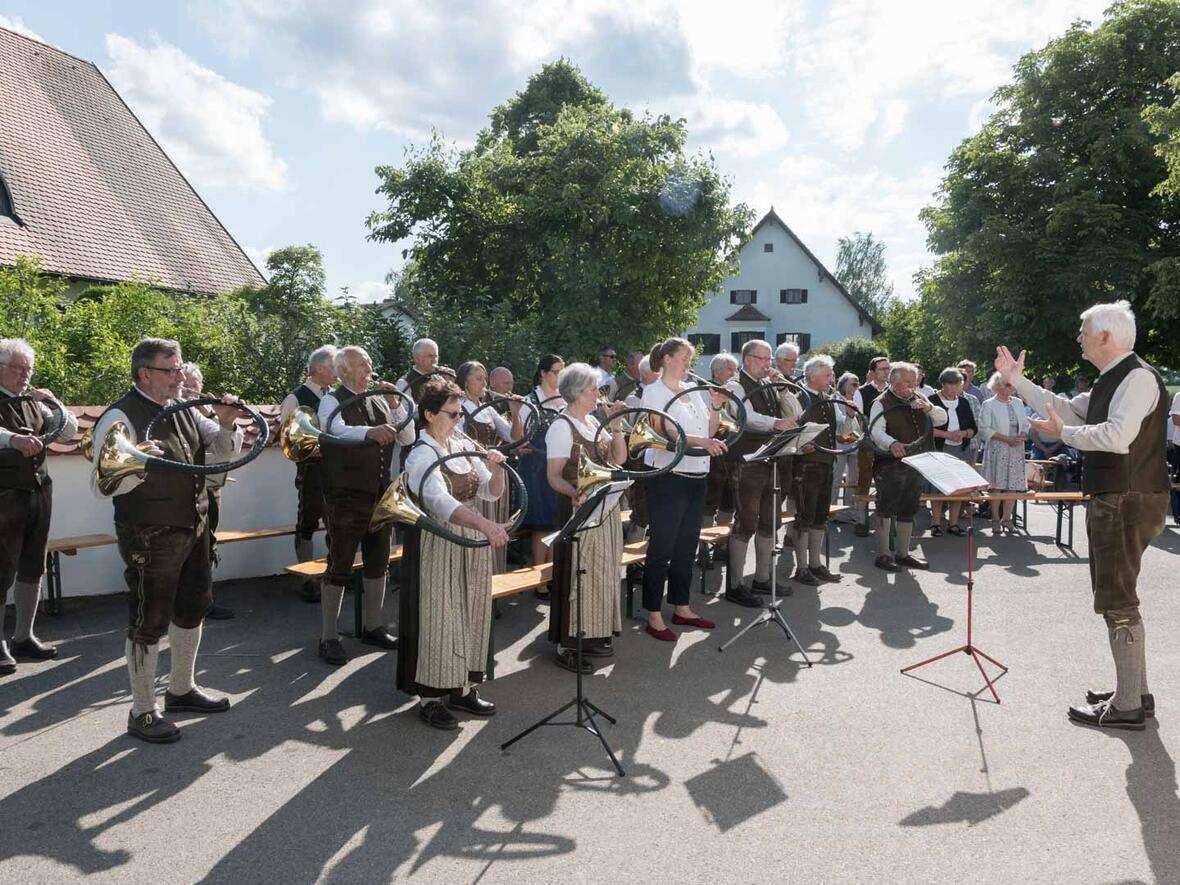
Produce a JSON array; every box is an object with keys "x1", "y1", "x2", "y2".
[
  {"x1": 367, "y1": 60, "x2": 753, "y2": 378},
  {"x1": 835, "y1": 232, "x2": 894, "y2": 319},
  {"x1": 918, "y1": 0, "x2": 1180, "y2": 373},
  {"x1": 812, "y1": 336, "x2": 886, "y2": 381}
]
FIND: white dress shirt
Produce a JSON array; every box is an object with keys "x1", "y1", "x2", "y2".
[
  {"x1": 641, "y1": 378, "x2": 712, "y2": 475},
  {"x1": 868, "y1": 390, "x2": 948, "y2": 451},
  {"x1": 404, "y1": 433, "x2": 497, "y2": 524},
  {"x1": 278, "y1": 380, "x2": 331, "y2": 424},
  {"x1": 546, "y1": 413, "x2": 600, "y2": 461},
  {"x1": 318, "y1": 387, "x2": 416, "y2": 447}
]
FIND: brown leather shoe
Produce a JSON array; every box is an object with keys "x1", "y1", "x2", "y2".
[
  {"x1": 895, "y1": 554, "x2": 930, "y2": 570},
  {"x1": 127, "y1": 710, "x2": 181, "y2": 743},
  {"x1": 1086, "y1": 689, "x2": 1155, "y2": 718},
  {"x1": 1068, "y1": 700, "x2": 1145, "y2": 731},
  {"x1": 874, "y1": 554, "x2": 901, "y2": 572}
]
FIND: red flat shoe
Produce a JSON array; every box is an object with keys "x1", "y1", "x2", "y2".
[
  {"x1": 645, "y1": 624, "x2": 677, "y2": 642},
  {"x1": 671, "y1": 614, "x2": 715, "y2": 630}
]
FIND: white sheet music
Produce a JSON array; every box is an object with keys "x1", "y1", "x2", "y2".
[
  {"x1": 901, "y1": 451, "x2": 989, "y2": 495},
  {"x1": 543, "y1": 480, "x2": 632, "y2": 546},
  {"x1": 743, "y1": 422, "x2": 828, "y2": 461}
]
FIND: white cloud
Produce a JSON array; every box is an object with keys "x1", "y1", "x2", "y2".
[
  {"x1": 666, "y1": 93, "x2": 789, "y2": 158},
  {"x1": 968, "y1": 96, "x2": 1001, "y2": 134},
  {"x1": 348, "y1": 280, "x2": 393, "y2": 304},
  {"x1": 0, "y1": 14, "x2": 45, "y2": 43},
  {"x1": 242, "y1": 245, "x2": 273, "y2": 276},
  {"x1": 103, "y1": 34, "x2": 288, "y2": 192}
]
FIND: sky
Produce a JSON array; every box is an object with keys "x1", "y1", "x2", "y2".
[{"x1": 0, "y1": 0, "x2": 1111, "y2": 305}]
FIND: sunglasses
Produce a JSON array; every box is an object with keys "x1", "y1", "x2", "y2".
[{"x1": 438, "y1": 409, "x2": 463, "y2": 420}]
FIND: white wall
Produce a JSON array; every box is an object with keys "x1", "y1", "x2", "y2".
[{"x1": 47, "y1": 449, "x2": 318, "y2": 598}]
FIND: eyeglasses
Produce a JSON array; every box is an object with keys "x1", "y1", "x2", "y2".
[
  {"x1": 144, "y1": 365, "x2": 184, "y2": 377},
  {"x1": 438, "y1": 409, "x2": 462, "y2": 420}
]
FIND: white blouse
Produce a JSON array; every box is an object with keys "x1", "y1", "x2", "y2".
[
  {"x1": 546, "y1": 412, "x2": 600, "y2": 461},
  {"x1": 404, "y1": 433, "x2": 497, "y2": 524},
  {"x1": 641, "y1": 377, "x2": 712, "y2": 475},
  {"x1": 460, "y1": 397, "x2": 512, "y2": 443}
]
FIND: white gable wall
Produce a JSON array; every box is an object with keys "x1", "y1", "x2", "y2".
[{"x1": 684, "y1": 215, "x2": 875, "y2": 367}]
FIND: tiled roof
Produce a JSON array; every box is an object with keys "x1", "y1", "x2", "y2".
[
  {"x1": 0, "y1": 27, "x2": 266, "y2": 296},
  {"x1": 726, "y1": 304, "x2": 771, "y2": 322},
  {"x1": 50, "y1": 404, "x2": 282, "y2": 456}
]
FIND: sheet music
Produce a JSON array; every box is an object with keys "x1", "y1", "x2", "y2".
[
  {"x1": 543, "y1": 480, "x2": 632, "y2": 546},
  {"x1": 743, "y1": 422, "x2": 828, "y2": 461},
  {"x1": 901, "y1": 451, "x2": 989, "y2": 495}
]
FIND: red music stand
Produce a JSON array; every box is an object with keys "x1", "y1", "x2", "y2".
[{"x1": 900, "y1": 497, "x2": 1008, "y2": 702}]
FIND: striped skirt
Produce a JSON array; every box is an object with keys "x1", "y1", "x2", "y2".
[{"x1": 548, "y1": 501, "x2": 624, "y2": 645}]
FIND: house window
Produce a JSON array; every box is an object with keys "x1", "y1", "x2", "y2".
[
  {"x1": 729, "y1": 289, "x2": 757, "y2": 305},
  {"x1": 688, "y1": 333, "x2": 721, "y2": 354},
  {"x1": 763, "y1": 243, "x2": 773, "y2": 252},
  {"x1": 0, "y1": 174, "x2": 17, "y2": 226},
  {"x1": 780, "y1": 288, "x2": 808, "y2": 304},
  {"x1": 776, "y1": 332, "x2": 811, "y2": 352},
  {"x1": 731, "y1": 330, "x2": 764, "y2": 352}
]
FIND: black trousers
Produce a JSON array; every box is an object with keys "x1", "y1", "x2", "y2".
[
  {"x1": 116, "y1": 522, "x2": 212, "y2": 645},
  {"x1": 642, "y1": 472, "x2": 706, "y2": 611},
  {"x1": 0, "y1": 482, "x2": 52, "y2": 587},
  {"x1": 295, "y1": 461, "x2": 328, "y2": 541},
  {"x1": 874, "y1": 460, "x2": 924, "y2": 521},
  {"x1": 324, "y1": 489, "x2": 392, "y2": 585},
  {"x1": 792, "y1": 460, "x2": 833, "y2": 530}
]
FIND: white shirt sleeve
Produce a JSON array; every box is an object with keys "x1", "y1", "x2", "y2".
[
  {"x1": 1057, "y1": 369, "x2": 1160, "y2": 453},
  {"x1": 546, "y1": 417, "x2": 574, "y2": 461},
  {"x1": 194, "y1": 411, "x2": 245, "y2": 460},
  {"x1": 0, "y1": 398, "x2": 78, "y2": 449},
  {"x1": 319, "y1": 392, "x2": 371, "y2": 442},
  {"x1": 90, "y1": 407, "x2": 144, "y2": 498},
  {"x1": 279, "y1": 392, "x2": 300, "y2": 425},
  {"x1": 868, "y1": 398, "x2": 894, "y2": 450},
  {"x1": 1012, "y1": 376, "x2": 1090, "y2": 427},
  {"x1": 725, "y1": 379, "x2": 777, "y2": 432}
]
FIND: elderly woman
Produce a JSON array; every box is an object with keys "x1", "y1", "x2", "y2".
[
  {"x1": 519, "y1": 354, "x2": 566, "y2": 598},
  {"x1": 978, "y1": 371, "x2": 1029, "y2": 534},
  {"x1": 399, "y1": 379, "x2": 509, "y2": 730},
  {"x1": 544, "y1": 363, "x2": 628, "y2": 672},
  {"x1": 926, "y1": 367, "x2": 979, "y2": 537},
  {"x1": 830, "y1": 371, "x2": 860, "y2": 512}
]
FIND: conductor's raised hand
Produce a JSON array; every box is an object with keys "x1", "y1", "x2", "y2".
[
  {"x1": 994, "y1": 346, "x2": 1026, "y2": 386},
  {"x1": 1029, "y1": 402, "x2": 1064, "y2": 440}
]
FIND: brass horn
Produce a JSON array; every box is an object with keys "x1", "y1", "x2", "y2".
[
  {"x1": 78, "y1": 426, "x2": 95, "y2": 460},
  {"x1": 370, "y1": 473, "x2": 438, "y2": 534},
  {"x1": 93, "y1": 421, "x2": 153, "y2": 496},
  {"x1": 575, "y1": 450, "x2": 623, "y2": 495},
  {"x1": 280, "y1": 406, "x2": 321, "y2": 462}
]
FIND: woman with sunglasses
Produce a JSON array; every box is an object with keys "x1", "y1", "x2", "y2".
[{"x1": 398, "y1": 379, "x2": 509, "y2": 730}]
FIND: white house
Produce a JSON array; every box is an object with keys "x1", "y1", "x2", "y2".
[{"x1": 684, "y1": 208, "x2": 882, "y2": 365}]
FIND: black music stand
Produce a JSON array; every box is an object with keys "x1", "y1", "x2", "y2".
[
  {"x1": 501, "y1": 480, "x2": 630, "y2": 777},
  {"x1": 719, "y1": 427, "x2": 814, "y2": 665}
]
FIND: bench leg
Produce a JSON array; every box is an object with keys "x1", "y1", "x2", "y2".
[
  {"x1": 44, "y1": 552, "x2": 63, "y2": 617},
  {"x1": 625, "y1": 568, "x2": 634, "y2": 620}
]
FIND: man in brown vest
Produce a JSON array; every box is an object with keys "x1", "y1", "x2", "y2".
[
  {"x1": 395, "y1": 338, "x2": 455, "y2": 403},
  {"x1": 317, "y1": 345, "x2": 415, "y2": 666},
  {"x1": 91, "y1": 338, "x2": 243, "y2": 743},
  {"x1": 0, "y1": 338, "x2": 77, "y2": 674},
  {"x1": 867, "y1": 362, "x2": 947, "y2": 571},
  {"x1": 791, "y1": 354, "x2": 843, "y2": 586},
  {"x1": 997, "y1": 300, "x2": 1169, "y2": 731}
]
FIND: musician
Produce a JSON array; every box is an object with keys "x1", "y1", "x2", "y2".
[
  {"x1": 545, "y1": 363, "x2": 627, "y2": 672},
  {"x1": 622, "y1": 355, "x2": 659, "y2": 543},
  {"x1": 399, "y1": 378, "x2": 508, "y2": 729},
  {"x1": 0, "y1": 338, "x2": 76, "y2": 674},
  {"x1": 317, "y1": 346, "x2": 415, "y2": 666},
  {"x1": 610, "y1": 351, "x2": 645, "y2": 404},
  {"x1": 640, "y1": 337, "x2": 728, "y2": 640},
  {"x1": 394, "y1": 338, "x2": 455, "y2": 403},
  {"x1": 519, "y1": 354, "x2": 566, "y2": 599},
  {"x1": 278, "y1": 345, "x2": 338, "y2": 603},
  {"x1": 997, "y1": 301, "x2": 1169, "y2": 731},
  {"x1": 852, "y1": 356, "x2": 891, "y2": 535},
  {"x1": 867, "y1": 362, "x2": 946, "y2": 572},
  {"x1": 771, "y1": 343, "x2": 804, "y2": 519},
  {"x1": 722, "y1": 340, "x2": 797, "y2": 604},
  {"x1": 791, "y1": 355, "x2": 843, "y2": 585},
  {"x1": 488, "y1": 366, "x2": 516, "y2": 419},
  {"x1": 91, "y1": 338, "x2": 243, "y2": 743},
  {"x1": 700, "y1": 352, "x2": 739, "y2": 563},
  {"x1": 774, "y1": 341, "x2": 801, "y2": 382},
  {"x1": 594, "y1": 346, "x2": 618, "y2": 393}
]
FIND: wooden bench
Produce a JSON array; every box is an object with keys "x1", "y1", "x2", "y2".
[
  {"x1": 44, "y1": 534, "x2": 118, "y2": 615},
  {"x1": 285, "y1": 545, "x2": 404, "y2": 637}
]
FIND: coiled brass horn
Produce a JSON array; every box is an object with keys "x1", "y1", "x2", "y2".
[
  {"x1": 279, "y1": 407, "x2": 321, "y2": 462},
  {"x1": 587, "y1": 406, "x2": 687, "y2": 481},
  {"x1": 94, "y1": 421, "x2": 153, "y2": 496},
  {"x1": 1, "y1": 393, "x2": 71, "y2": 446}
]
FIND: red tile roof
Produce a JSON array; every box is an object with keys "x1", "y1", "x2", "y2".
[
  {"x1": 0, "y1": 27, "x2": 266, "y2": 296},
  {"x1": 50, "y1": 404, "x2": 282, "y2": 456}
]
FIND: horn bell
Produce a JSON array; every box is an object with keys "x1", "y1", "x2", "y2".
[
  {"x1": 94, "y1": 421, "x2": 150, "y2": 497},
  {"x1": 624, "y1": 416, "x2": 674, "y2": 459},
  {"x1": 576, "y1": 450, "x2": 618, "y2": 495},
  {"x1": 280, "y1": 407, "x2": 321, "y2": 462},
  {"x1": 370, "y1": 473, "x2": 431, "y2": 534}
]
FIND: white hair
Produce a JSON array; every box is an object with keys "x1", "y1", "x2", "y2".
[
  {"x1": 307, "y1": 344, "x2": 338, "y2": 374},
  {"x1": 557, "y1": 362, "x2": 599, "y2": 403},
  {"x1": 1080, "y1": 300, "x2": 1136, "y2": 350},
  {"x1": 334, "y1": 345, "x2": 370, "y2": 374},
  {"x1": 489, "y1": 366, "x2": 513, "y2": 384},
  {"x1": 638, "y1": 355, "x2": 651, "y2": 376},
  {"x1": 888, "y1": 361, "x2": 918, "y2": 382},
  {"x1": 412, "y1": 338, "x2": 438, "y2": 357},
  {"x1": 0, "y1": 337, "x2": 34, "y2": 366},
  {"x1": 775, "y1": 341, "x2": 800, "y2": 360},
  {"x1": 836, "y1": 371, "x2": 859, "y2": 395},
  {"x1": 180, "y1": 361, "x2": 202, "y2": 381},
  {"x1": 710, "y1": 352, "x2": 738, "y2": 375},
  {"x1": 802, "y1": 353, "x2": 834, "y2": 380}
]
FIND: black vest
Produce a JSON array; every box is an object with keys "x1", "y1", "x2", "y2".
[
  {"x1": 860, "y1": 382, "x2": 884, "y2": 413},
  {"x1": 0, "y1": 395, "x2": 48, "y2": 490},
  {"x1": 613, "y1": 374, "x2": 639, "y2": 403},
  {"x1": 926, "y1": 393, "x2": 976, "y2": 452},
  {"x1": 797, "y1": 388, "x2": 836, "y2": 463},
  {"x1": 102, "y1": 388, "x2": 208, "y2": 529},
  {"x1": 1081, "y1": 354, "x2": 1169, "y2": 495},
  {"x1": 401, "y1": 366, "x2": 455, "y2": 402},
  {"x1": 293, "y1": 383, "x2": 321, "y2": 411},
  {"x1": 319, "y1": 386, "x2": 395, "y2": 496},
  {"x1": 877, "y1": 389, "x2": 934, "y2": 462},
  {"x1": 727, "y1": 370, "x2": 782, "y2": 460}
]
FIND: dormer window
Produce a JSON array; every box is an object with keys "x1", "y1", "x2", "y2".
[{"x1": 0, "y1": 173, "x2": 20, "y2": 226}]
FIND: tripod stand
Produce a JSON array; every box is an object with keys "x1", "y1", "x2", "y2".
[
  {"x1": 501, "y1": 482, "x2": 627, "y2": 776},
  {"x1": 900, "y1": 498, "x2": 1008, "y2": 702},
  {"x1": 719, "y1": 430, "x2": 813, "y2": 666}
]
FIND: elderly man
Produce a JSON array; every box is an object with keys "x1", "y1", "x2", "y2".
[
  {"x1": 791, "y1": 354, "x2": 844, "y2": 586},
  {"x1": 852, "y1": 356, "x2": 891, "y2": 535},
  {"x1": 0, "y1": 338, "x2": 77, "y2": 674},
  {"x1": 594, "y1": 345, "x2": 618, "y2": 391},
  {"x1": 396, "y1": 338, "x2": 454, "y2": 403},
  {"x1": 279, "y1": 345, "x2": 338, "y2": 604},
  {"x1": 723, "y1": 340, "x2": 798, "y2": 604},
  {"x1": 867, "y1": 362, "x2": 947, "y2": 572},
  {"x1": 317, "y1": 346, "x2": 416, "y2": 666},
  {"x1": 91, "y1": 338, "x2": 243, "y2": 743},
  {"x1": 774, "y1": 341, "x2": 800, "y2": 381},
  {"x1": 699, "y1": 353, "x2": 740, "y2": 563},
  {"x1": 489, "y1": 366, "x2": 514, "y2": 397},
  {"x1": 997, "y1": 301, "x2": 1169, "y2": 731},
  {"x1": 610, "y1": 351, "x2": 645, "y2": 403}
]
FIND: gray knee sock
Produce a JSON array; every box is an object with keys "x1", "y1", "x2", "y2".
[
  {"x1": 794, "y1": 527, "x2": 809, "y2": 570},
  {"x1": 728, "y1": 537, "x2": 749, "y2": 589},
  {"x1": 362, "y1": 575, "x2": 387, "y2": 632},
  {"x1": 808, "y1": 530, "x2": 824, "y2": 569},
  {"x1": 321, "y1": 583, "x2": 345, "y2": 641},
  {"x1": 1110, "y1": 621, "x2": 1145, "y2": 711},
  {"x1": 168, "y1": 623, "x2": 202, "y2": 696},
  {"x1": 895, "y1": 521, "x2": 913, "y2": 556},
  {"x1": 875, "y1": 517, "x2": 891, "y2": 557},
  {"x1": 754, "y1": 533, "x2": 773, "y2": 583},
  {"x1": 295, "y1": 537, "x2": 314, "y2": 563},
  {"x1": 126, "y1": 639, "x2": 160, "y2": 716},
  {"x1": 13, "y1": 578, "x2": 41, "y2": 642}
]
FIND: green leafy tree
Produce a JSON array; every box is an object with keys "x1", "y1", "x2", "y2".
[
  {"x1": 834, "y1": 232, "x2": 894, "y2": 319},
  {"x1": 367, "y1": 60, "x2": 753, "y2": 379},
  {"x1": 919, "y1": 0, "x2": 1180, "y2": 372},
  {"x1": 812, "y1": 336, "x2": 887, "y2": 381}
]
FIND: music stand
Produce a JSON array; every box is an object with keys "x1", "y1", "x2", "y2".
[
  {"x1": 501, "y1": 480, "x2": 630, "y2": 776},
  {"x1": 718, "y1": 427, "x2": 815, "y2": 665}
]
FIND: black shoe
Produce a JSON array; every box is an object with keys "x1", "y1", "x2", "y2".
[
  {"x1": 792, "y1": 568, "x2": 822, "y2": 587},
  {"x1": 555, "y1": 648, "x2": 594, "y2": 674},
  {"x1": 0, "y1": 641, "x2": 15, "y2": 675},
  {"x1": 205, "y1": 604, "x2": 234, "y2": 620},
  {"x1": 874, "y1": 554, "x2": 901, "y2": 572},
  {"x1": 725, "y1": 587, "x2": 767, "y2": 607},
  {"x1": 164, "y1": 687, "x2": 231, "y2": 713},
  {"x1": 1067, "y1": 700, "x2": 1146, "y2": 731},
  {"x1": 319, "y1": 638, "x2": 348, "y2": 666},
  {"x1": 1086, "y1": 689, "x2": 1155, "y2": 718},
  {"x1": 895, "y1": 554, "x2": 930, "y2": 570},
  {"x1": 127, "y1": 710, "x2": 181, "y2": 743},
  {"x1": 360, "y1": 627, "x2": 398, "y2": 650},
  {"x1": 299, "y1": 581, "x2": 321, "y2": 604},
  {"x1": 809, "y1": 564, "x2": 843, "y2": 583},
  {"x1": 11, "y1": 636, "x2": 58, "y2": 661},
  {"x1": 854, "y1": 523, "x2": 870, "y2": 537},
  {"x1": 579, "y1": 641, "x2": 615, "y2": 658},
  {"x1": 419, "y1": 700, "x2": 458, "y2": 730},
  {"x1": 449, "y1": 688, "x2": 496, "y2": 716}
]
